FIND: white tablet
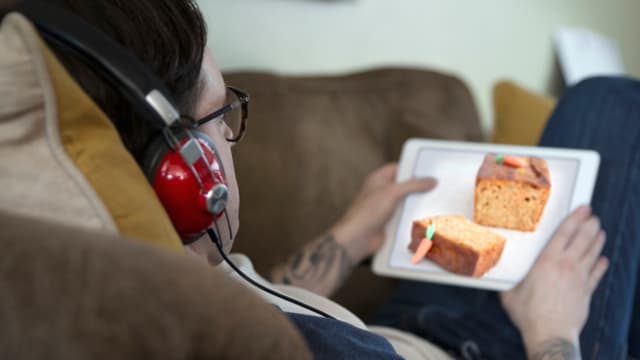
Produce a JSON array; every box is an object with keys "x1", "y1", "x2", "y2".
[{"x1": 372, "y1": 138, "x2": 600, "y2": 291}]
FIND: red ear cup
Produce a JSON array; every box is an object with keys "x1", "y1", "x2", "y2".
[{"x1": 142, "y1": 130, "x2": 228, "y2": 241}]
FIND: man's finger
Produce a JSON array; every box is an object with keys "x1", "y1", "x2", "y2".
[
  {"x1": 582, "y1": 230, "x2": 606, "y2": 270},
  {"x1": 566, "y1": 215, "x2": 601, "y2": 259},
  {"x1": 392, "y1": 177, "x2": 438, "y2": 200},
  {"x1": 545, "y1": 205, "x2": 592, "y2": 255},
  {"x1": 587, "y1": 257, "x2": 609, "y2": 293},
  {"x1": 366, "y1": 163, "x2": 398, "y2": 187}
]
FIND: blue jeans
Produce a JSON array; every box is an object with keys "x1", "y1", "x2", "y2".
[
  {"x1": 371, "y1": 77, "x2": 640, "y2": 359},
  {"x1": 287, "y1": 313, "x2": 403, "y2": 359}
]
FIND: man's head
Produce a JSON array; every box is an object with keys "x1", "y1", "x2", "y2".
[
  {"x1": 53, "y1": 0, "x2": 207, "y2": 159},
  {"x1": 48, "y1": 0, "x2": 240, "y2": 263}
]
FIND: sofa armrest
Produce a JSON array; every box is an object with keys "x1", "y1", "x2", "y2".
[{"x1": 0, "y1": 210, "x2": 310, "y2": 359}]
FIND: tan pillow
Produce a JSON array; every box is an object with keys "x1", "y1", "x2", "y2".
[
  {"x1": 0, "y1": 14, "x2": 183, "y2": 252},
  {"x1": 0, "y1": 14, "x2": 114, "y2": 233},
  {"x1": 0, "y1": 13, "x2": 182, "y2": 252},
  {"x1": 492, "y1": 80, "x2": 556, "y2": 145}
]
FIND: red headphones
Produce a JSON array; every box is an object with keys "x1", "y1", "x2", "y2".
[
  {"x1": 142, "y1": 129, "x2": 229, "y2": 242},
  {"x1": 20, "y1": 0, "x2": 228, "y2": 242}
]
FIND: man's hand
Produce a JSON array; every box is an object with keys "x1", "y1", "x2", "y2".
[
  {"x1": 269, "y1": 163, "x2": 436, "y2": 296},
  {"x1": 331, "y1": 163, "x2": 438, "y2": 264},
  {"x1": 500, "y1": 205, "x2": 609, "y2": 359}
]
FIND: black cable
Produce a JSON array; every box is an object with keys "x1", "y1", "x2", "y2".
[{"x1": 208, "y1": 224, "x2": 336, "y2": 320}]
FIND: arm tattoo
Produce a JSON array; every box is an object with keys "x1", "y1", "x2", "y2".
[
  {"x1": 530, "y1": 338, "x2": 579, "y2": 360},
  {"x1": 269, "y1": 233, "x2": 355, "y2": 297}
]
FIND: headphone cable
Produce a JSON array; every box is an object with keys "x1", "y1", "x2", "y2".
[{"x1": 207, "y1": 226, "x2": 336, "y2": 320}]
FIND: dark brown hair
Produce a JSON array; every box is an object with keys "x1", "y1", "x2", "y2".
[{"x1": 52, "y1": 0, "x2": 208, "y2": 161}]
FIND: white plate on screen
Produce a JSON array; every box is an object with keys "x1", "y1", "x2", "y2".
[{"x1": 372, "y1": 139, "x2": 600, "y2": 291}]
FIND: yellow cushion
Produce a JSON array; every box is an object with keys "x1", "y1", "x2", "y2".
[
  {"x1": 492, "y1": 80, "x2": 556, "y2": 145},
  {"x1": 41, "y1": 39, "x2": 183, "y2": 253}
]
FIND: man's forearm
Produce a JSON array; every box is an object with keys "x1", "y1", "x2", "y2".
[
  {"x1": 526, "y1": 338, "x2": 581, "y2": 360},
  {"x1": 269, "y1": 233, "x2": 355, "y2": 297}
]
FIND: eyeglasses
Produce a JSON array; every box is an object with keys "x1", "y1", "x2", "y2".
[{"x1": 196, "y1": 86, "x2": 250, "y2": 143}]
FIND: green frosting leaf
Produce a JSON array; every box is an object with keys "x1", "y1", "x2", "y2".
[{"x1": 426, "y1": 223, "x2": 436, "y2": 240}]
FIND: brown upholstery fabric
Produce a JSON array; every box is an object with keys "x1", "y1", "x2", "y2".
[
  {"x1": 224, "y1": 68, "x2": 482, "y2": 318},
  {"x1": 0, "y1": 210, "x2": 311, "y2": 360}
]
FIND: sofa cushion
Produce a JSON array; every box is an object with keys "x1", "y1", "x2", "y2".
[
  {"x1": 0, "y1": 13, "x2": 115, "y2": 233},
  {"x1": 224, "y1": 69, "x2": 483, "y2": 316},
  {"x1": 0, "y1": 209, "x2": 311, "y2": 359},
  {"x1": 492, "y1": 80, "x2": 556, "y2": 145},
  {"x1": 0, "y1": 13, "x2": 182, "y2": 252}
]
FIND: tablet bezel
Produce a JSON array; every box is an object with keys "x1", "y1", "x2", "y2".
[{"x1": 372, "y1": 138, "x2": 600, "y2": 291}]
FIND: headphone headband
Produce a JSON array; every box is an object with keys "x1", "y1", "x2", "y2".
[{"x1": 15, "y1": 0, "x2": 181, "y2": 128}]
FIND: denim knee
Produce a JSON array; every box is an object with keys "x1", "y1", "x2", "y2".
[
  {"x1": 567, "y1": 76, "x2": 640, "y2": 103},
  {"x1": 545, "y1": 75, "x2": 640, "y2": 137}
]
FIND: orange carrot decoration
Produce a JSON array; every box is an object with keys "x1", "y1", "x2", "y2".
[
  {"x1": 503, "y1": 155, "x2": 525, "y2": 168},
  {"x1": 411, "y1": 239, "x2": 432, "y2": 264},
  {"x1": 411, "y1": 223, "x2": 436, "y2": 264}
]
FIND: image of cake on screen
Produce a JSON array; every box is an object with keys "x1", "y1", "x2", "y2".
[{"x1": 408, "y1": 154, "x2": 552, "y2": 278}]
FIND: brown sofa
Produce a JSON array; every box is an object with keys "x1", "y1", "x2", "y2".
[{"x1": 224, "y1": 68, "x2": 484, "y2": 318}]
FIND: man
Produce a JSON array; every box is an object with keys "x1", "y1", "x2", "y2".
[{"x1": 48, "y1": 0, "x2": 639, "y2": 358}]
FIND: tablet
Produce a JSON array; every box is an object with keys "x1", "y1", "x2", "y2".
[{"x1": 372, "y1": 139, "x2": 600, "y2": 291}]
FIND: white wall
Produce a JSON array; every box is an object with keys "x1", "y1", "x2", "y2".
[{"x1": 199, "y1": 0, "x2": 640, "y2": 134}]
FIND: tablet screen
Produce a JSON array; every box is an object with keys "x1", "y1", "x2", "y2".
[{"x1": 388, "y1": 146, "x2": 580, "y2": 286}]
